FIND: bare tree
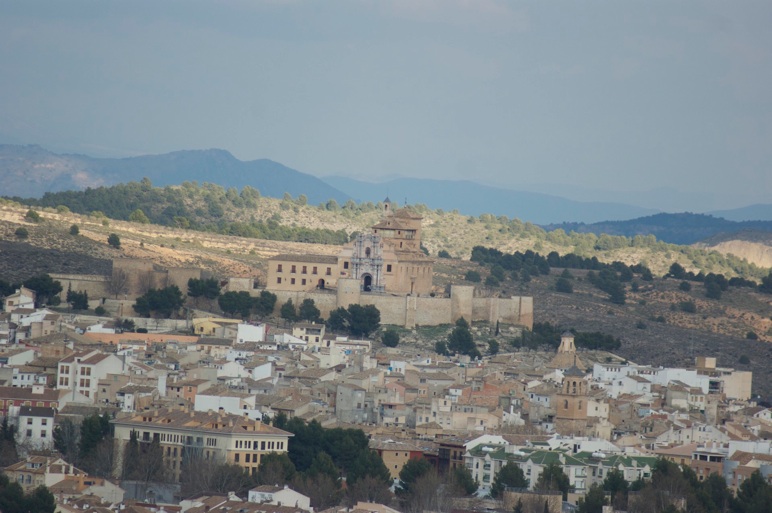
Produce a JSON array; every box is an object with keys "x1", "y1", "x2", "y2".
[
  {"x1": 108, "y1": 268, "x2": 129, "y2": 299},
  {"x1": 137, "y1": 273, "x2": 154, "y2": 295},
  {"x1": 402, "y1": 471, "x2": 454, "y2": 513},
  {"x1": 345, "y1": 475, "x2": 394, "y2": 507}
]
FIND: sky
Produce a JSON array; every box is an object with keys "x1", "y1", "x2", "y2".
[{"x1": 1, "y1": 0, "x2": 771, "y2": 212}]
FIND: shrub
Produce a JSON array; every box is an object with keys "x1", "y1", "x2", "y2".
[
  {"x1": 738, "y1": 355, "x2": 750, "y2": 365},
  {"x1": 69, "y1": 224, "x2": 79, "y2": 235},
  {"x1": 555, "y1": 277, "x2": 573, "y2": 293},
  {"x1": 485, "y1": 275, "x2": 500, "y2": 287},
  {"x1": 14, "y1": 227, "x2": 28, "y2": 239},
  {"x1": 746, "y1": 331, "x2": 758, "y2": 340},
  {"x1": 438, "y1": 250, "x2": 452, "y2": 259},
  {"x1": 25, "y1": 209, "x2": 41, "y2": 222},
  {"x1": 679, "y1": 300, "x2": 697, "y2": 313},
  {"x1": 636, "y1": 321, "x2": 647, "y2": 330},
  {"x1": 465, "y1": 270, "x2": 481, "y2": 283},
  {"x1": 94, "y1": 306, "x2": 106, "y2": 316},
  {"x1": 679, "y1": 281, "x2": 692, "y2": 292},
  {"x1": 382, "y1": 329, "x2": 400, "y2": 348},
  {"x1": 107, "y1": 233, "x2": 121, "y2": 248}
]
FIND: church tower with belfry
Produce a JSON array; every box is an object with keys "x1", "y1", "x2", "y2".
[
  {"x1": 548, "y1": 331, "x2": 586, "y2": 371},
  {"x1": 554, "y1": 364, "x2": 590, "y2": 435}
]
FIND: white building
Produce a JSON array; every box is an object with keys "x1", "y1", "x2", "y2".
[
  {"x1": 3, "y1": 287, "x2": 35, "y2": 312},
  {"x1": 57, "y1": 350, "x2": 125, "y2": 402},
  {"x1": 237, "y1": 323, "x2": 266, "y2": 344},
  {"x1": 248, "y1": 485, "x2": 311, "y2": 511},
  {"x1": 195, "y1": 389, "x2": 262, "y2": 420},
  {"x1": 16, "y1": 406, "x2": 56, "y2": 450}
]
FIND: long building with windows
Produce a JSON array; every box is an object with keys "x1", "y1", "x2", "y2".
[{"x1": 111, "y1": 407, "x2": 292, "y2": 482}]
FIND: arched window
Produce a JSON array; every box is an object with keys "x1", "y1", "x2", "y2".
[
  {"x1": 365, "y1": 247, "x2": 371, "y2": 257},
  {"x1": 564, "y1": 400, "x2": 569, "y2": 409}
]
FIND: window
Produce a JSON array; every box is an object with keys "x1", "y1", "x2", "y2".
[
  {"x1": 386, "y1": 264, "x2": 392, "y2": 272},
  {"x1": 343, "y1": 261, "x2": 349, "y2": 269},
  {"x1": 302, "y1": 266, "x2": 307, "y2": 274},
  {"x1": 41, "y1": 430, "x2": 46, "y2": 438},
  {"x1": 312, "y1": 267, "x2": 317, "y2": 274},
  {"x1": 235, "y1": 454, "x2": 240, "y2": 463},
  {"x1": 80, "y1": 367, "x2": 91, "y2": 376},
  {"x1": 277, "y1": 277, "x2": 283, "y2": 284},
  {"x1": 326, "y1": 267, "x2": 332, "y2": 275},
  {"x1": 277, "y1": 264, "x2": 283, "y2": 272},
  {"x1": 291, "y1": 278, "x2": 296, "y2": 285},
  {"x1": 261, "y1": 441, "x2": 266, "y2": 450},
  {"x1": 26, "y1": 430, "x2": 32, "y2": 437},
  {"x1": 301, "y1": 279, "x2": 306, "y2": 285},
  {"x1": 27, "y1": 418, "x2": 33, "y2": 425},
  {"x1": 291, "y1": 265, "x2": 296, "y2": 273}
]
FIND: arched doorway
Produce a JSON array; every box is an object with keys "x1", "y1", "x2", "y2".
[
  {"x1": 362, "y1": 274, "x2": 372, "y2": 292},
  {"x1": 317, "y1": 279, "x2": 325, "y2": 290}
]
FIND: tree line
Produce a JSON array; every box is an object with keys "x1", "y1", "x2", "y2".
[{"x1": 8, "y1": 179, "x2": 350, "y2": 246}]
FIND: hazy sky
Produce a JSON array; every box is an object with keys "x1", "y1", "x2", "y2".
[{"x1": 1, "y1": 1, "x2": 770, "y2": 211}]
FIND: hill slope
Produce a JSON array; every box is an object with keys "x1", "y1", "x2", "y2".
[{"x1": 0, "y1": 144, "x2": 350, "y2": 205}]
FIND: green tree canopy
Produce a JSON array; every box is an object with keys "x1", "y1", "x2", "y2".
[
  {"x1": 23, "y1": 274, "x2": 63, "y2": 307},
  {"x1": 280, "y1": 299, "x2": 298, "y2": 324},
  {"x1": 535, "y1": 463, "x2": 572, "y2": 500},
  {"x1": 298, "y1": 298, "x2": 321, "y2": 323},
  {"x1": 491, "y1": 461, "x2": 528, "y2": 498},
  {"x1": 253, "y1": 290, "x2": 277, "y2": 318},
  {"x1": 396, "y1": 458, "x2": 432, "y2": 497},
  {"x1": 187, "y1": 277, "x2": 221, "y2": 300},
  {"x1": 447, "y1": 317, "x2": 480, "y2": 358},
  {"x1": 133, "y1": 286, "x2": 184, "y2": 318},
  {"x1": 218, "y1": 291, "x2": 254, "y2": 318},
  {"x1": 107, "y1": 233, "x2": 121, "y2": 248},
  {"x1": 382, "y1": 328, "x2": 400, "y2": 348},
  {"x1": 129, "y1": 208, "x2": 150, "y2": 223}
]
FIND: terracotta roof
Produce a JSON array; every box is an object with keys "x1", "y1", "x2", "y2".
[
  {"x1": 112, "y1": 407, "x2": 293, "y2": 437},
  {"x1": 270, "y1": 254, "x2": 339, "y2": 264}
]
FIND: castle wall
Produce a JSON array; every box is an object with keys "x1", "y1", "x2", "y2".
[
  {"x1": 254, "y1": 282, "x2": 532, "y2": 329},
  {"x1": 414, "y1": 297, "x2": 452, "y2": 326},
  {"x1": 336, "y1": 278, "x2": 362, "y2": 311},
  {"x1": 470, "y1": 296, "x2": 533, "y2": 327},
  {"x1": 450, "y1": 285, "x2": 474, "y2": 322},
  {"x1": 50, "y1": 274, "x2": 111, "y2": 300}
]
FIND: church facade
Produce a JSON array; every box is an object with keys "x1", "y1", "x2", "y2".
[{"x1": 266, "y1": 199, "x2": 433, "y2": 296}]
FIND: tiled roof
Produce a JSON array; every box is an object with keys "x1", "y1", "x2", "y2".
[
  {"x1": 270, "y1": 254, "x2": 339, "y2": 264},
  {"x1": 112, "y1": 407, "x2": 293, "y2": 437}
]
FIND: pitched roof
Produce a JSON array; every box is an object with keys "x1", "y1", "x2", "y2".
[
  {"x1": 270, "y1": 254, "x2": 339, "y2": 264},
  {"x1": 111, "y1": 407, "x2": 293, "y2": 437}
]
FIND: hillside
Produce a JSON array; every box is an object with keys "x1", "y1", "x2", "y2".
[
  {"x1": 3, "y1": 183, "x2": 770, "y2": 282},
  {"x1": 0, "y1": 144, "x2": 349, "y2": 204},
  {"x1": 1, "y1": 203, "x2": 770, "y2": 399}
]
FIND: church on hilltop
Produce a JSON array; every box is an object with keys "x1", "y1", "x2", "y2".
[{"x1": 266, "y1": 198, "x2": 434, "y2": 296}]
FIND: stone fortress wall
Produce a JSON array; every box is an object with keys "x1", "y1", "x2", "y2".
[
  {"x1": 228, "y1": 277, "x2": 533, "y2": 329},
  {"x1": 53, "y1": 260, "x2": 533, "y2": 330}
]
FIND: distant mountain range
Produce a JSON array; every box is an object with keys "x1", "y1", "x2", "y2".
[
  {"x1": 0, "y1": 144, "x2": 349, "y2": 205},
  {"x1": 545, "y1": 213, "x2": 772, "y2": 245},
  {"x1": 322, "y1": 176, "x2": 658, "y2": 225},
  {"x1": 3, "y1": 144, "x2": 772, "y2": 235}
]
